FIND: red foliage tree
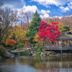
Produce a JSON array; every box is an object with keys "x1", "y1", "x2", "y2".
[
  {"x1": 6, "y1": 39, "x2": 16, "y2": 46},
  {"x1": 38, "y1": 20, "x2": 61, "y2": 42}
]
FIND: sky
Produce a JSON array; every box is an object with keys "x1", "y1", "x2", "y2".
[{"x1": 0, "y1": 0, "x2": 72, "y2": 18}]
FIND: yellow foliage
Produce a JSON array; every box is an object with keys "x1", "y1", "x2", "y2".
[
  {"x1": 10, "y1": 25, "x2": 27, "y2": 41},
  {"x1": 33, "y1": 33, "x2": 40, "y2": 42},
  {"x1": 58, "y1": 22, "x2": 64, "y2": 32}
]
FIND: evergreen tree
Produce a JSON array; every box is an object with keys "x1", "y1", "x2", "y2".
[{"x1": 26, "y1": 11, "x2": 41, "y2": 47}]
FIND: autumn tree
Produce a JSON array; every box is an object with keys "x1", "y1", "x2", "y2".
[
  {"x1": 0, "y1": 8, "x2": 10, "y2": 43},
  {"x1": 10, "y1": 25, "x2": 27, "y2": 42},
  {"x1": 0, "y1": 8, "x2": 17, "y2": 57},
  {"x1": 58, "y1": 21, "x2": 64, "y2": 32},
  {"x1": 58, "y1": 21, "x2": 70, "y2": 33},
  {"x1": 0, "y1": 8, "x2": 17, "y2": 44},
  {"x1": 38, "y1": 20, "x2": 61, "y2": 42}
]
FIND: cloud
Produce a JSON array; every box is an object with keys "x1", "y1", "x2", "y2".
[
  {"x1": 17, "y1": 6, "x2": 50, "y2": 22},
  {"x1": 17, "y1": 5, "x2": 38, "y2": 15},
  {"x1": 17, "y1": 6, "x2": 51, "y2": 20},
  {"x1": 0, "y1": 0, "x2": 25, "y2": 8},
  {"x1": 40, "y1": 9, "x2": 50, "y2": 14},
  {"x1": 68, "y1": 2, "x2": 72, "y2": 9},
  {"x1": 40, "y1": 14, "x2": 49, "y2": 19},
  {"x1": 23, "y1": 5, "x2": 38, "y2": 13},
  {"x1": 32, "y1": 0, "x2": 72, "y2": 9},
  {"x1": 1, "y1": 4, "x2": 15, "y2": 9},
  {"x1": 60, "y1": 6, "x2": 70, "y2": 13},
  {"x1": 40, "y1": 9, "x2": 50, "y2": 18},
  {"x1": 32, "y1": 0, "x2": 63, "y2": 6},
  {"x1": 16, "y1": 5, "x2": 38, "y2": 23}
]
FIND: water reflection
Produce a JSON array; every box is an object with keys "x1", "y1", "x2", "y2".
[{"x1": 0, "y1": 57, "x2": 72, "y2": 72}]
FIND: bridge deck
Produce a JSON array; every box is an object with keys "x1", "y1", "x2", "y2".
[
  {"x1": 11, "y1": 46, "x2": 72, "y2": 53},
  {"x1": 44, "y1": 46, "x2": 72, "y2": 50}
]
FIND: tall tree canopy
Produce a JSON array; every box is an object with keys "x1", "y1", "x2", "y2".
[{"x1": 26, "y1": 11, "x2": 41, "y2": 45}]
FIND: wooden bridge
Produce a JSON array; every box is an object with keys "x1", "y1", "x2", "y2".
[
  {"x1": 10, "y1": 46, "x2": 72, "y2": 54},
  {"x1": 45, "y1": 46, "x2": 72, "y2": 50},
  {"x1": 10, "y1": 35, "x2": 72, "y2": 54}
]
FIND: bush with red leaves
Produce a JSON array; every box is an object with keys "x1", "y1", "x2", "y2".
[{"x1": 38, "y1": 20, "x2": 61, "y2": 42}]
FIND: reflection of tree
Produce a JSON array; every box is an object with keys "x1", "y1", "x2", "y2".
[
  {"x1": 18, "y1": 57, "x2": 63, "y2": 71},
  {"x1": 19, "y1": 57, "x2": 46, "y2": 69},
  {"x1": 46, "y1": 68, "x2": 59, "y2": 72}
]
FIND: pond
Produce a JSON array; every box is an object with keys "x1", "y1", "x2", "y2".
[{"x1": 0, "y1": 57, "x2": 72, "y2": 72}]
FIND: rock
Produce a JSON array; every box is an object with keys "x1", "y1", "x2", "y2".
[
  {"x1": 5, "y1": 51, "x2": 15, "y2": 58},
  {"x1": 0, "y1": 45, "x2": 15, "y2": 59}
]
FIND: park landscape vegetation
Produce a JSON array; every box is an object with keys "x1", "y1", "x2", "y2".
[{"x1": 0, "y1": 8, "x2": 71, "y2": 59}]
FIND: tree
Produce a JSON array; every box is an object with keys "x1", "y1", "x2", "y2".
[
  {"x1": 0, "y1": 8, "x2": 10, "y2": 43},
  {"x1": 10, "y1": 25, "x2": 27, "y2": 42},
  {"x1": 26, "y1": 11, "x2": 41, "y2": 47},
  {"x1": 63, "y1": 26, "x2": 70, "y2": 32},
  {"x1": 0, "y1": 8, "x2": 17, "y2": 58},
  {"x1": 0, "y1": 8, "x2": 17, "y2": 43},
  {"x1": 38, "y1": 20, "x2": 61, "y2": 42},
  {"x1": 56, "y1": 21, "x2": 70, "y2": 33},
  {"x1": 56, "y1": 21, "x2": 64, "y2": 32}
]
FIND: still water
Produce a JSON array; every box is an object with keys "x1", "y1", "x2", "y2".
[{"x1": 0, "y1": 57, "x2": 72, "y2": 72}]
